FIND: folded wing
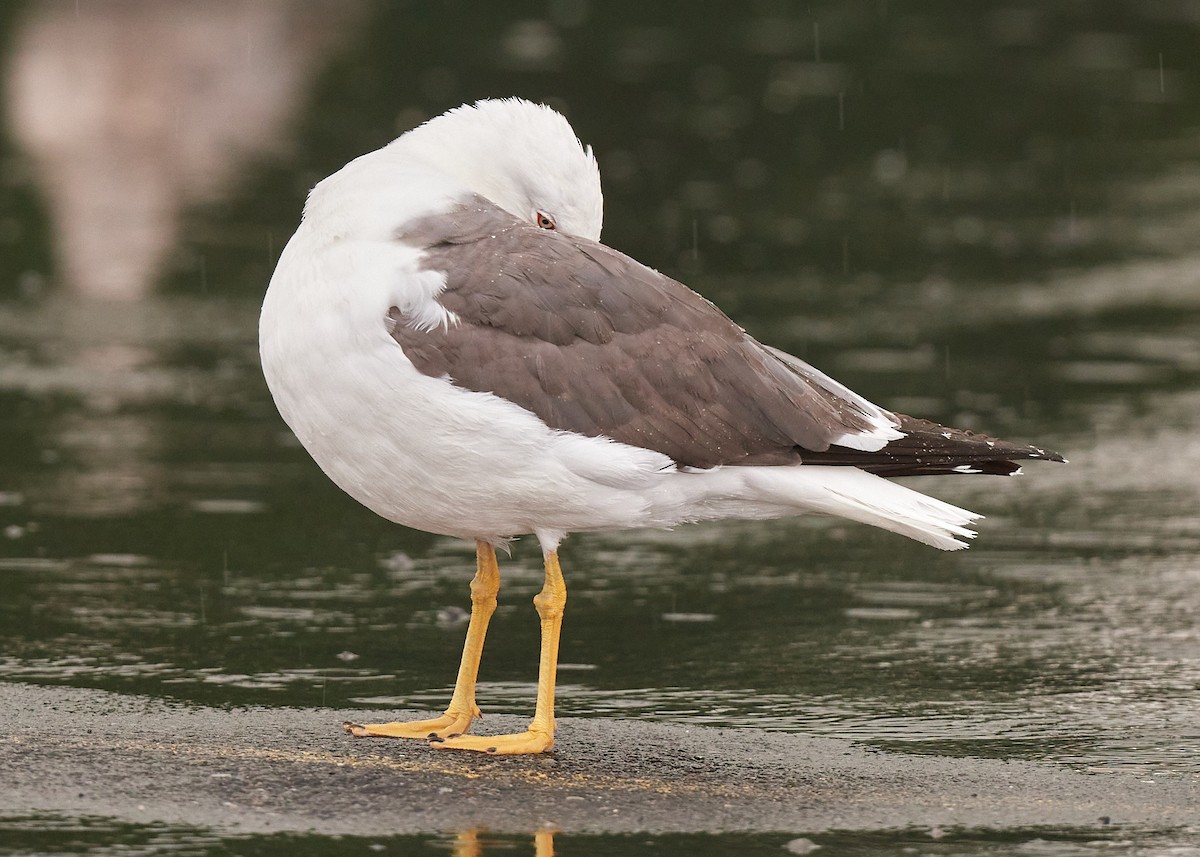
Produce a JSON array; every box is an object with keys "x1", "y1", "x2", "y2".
[{"x1": 390, "y1": 197, "x2": 1063, "y2": 475}]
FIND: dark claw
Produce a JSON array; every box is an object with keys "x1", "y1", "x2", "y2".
[
  {"x1": 448, "y1": 733, "x2": 462, "y2": 738},
  {"x1": 428, "y1": 736, "x2": 445, "y2": 743},
  {"x1": 487, "y1": 747, "x2": 497, "y2": 753}
]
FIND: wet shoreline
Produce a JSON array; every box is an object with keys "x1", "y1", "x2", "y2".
[{"x1": 2, "y1": 682, "x2": 1194, "y2": 837}]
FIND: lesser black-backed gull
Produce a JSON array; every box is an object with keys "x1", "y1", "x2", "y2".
[{"x1": 259, "y1": 98, "x2": 1063, "y2": 754}]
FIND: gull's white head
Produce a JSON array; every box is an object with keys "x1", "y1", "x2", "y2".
[
  {"x1": 385, "y1": 98, "x2": 604, "y2": 241},
  {"x1": 301, "y1": 99, "x2": 603, "y2": 245}
]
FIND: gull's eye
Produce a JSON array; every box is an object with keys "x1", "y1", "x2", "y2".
[{"x1": 535, "y1": 211, "x2": 557, "y2": 230}]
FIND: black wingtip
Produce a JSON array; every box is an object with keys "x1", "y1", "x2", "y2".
[{"x1": 798, "y1": 415, "x2": 1066, "y2": 477}]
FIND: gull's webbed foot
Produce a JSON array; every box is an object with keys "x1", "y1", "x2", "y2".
[
  {"x1": 343, "y1": 706, "x2": 479, "y2": 740},
  {"x1": 429, "y1": 724, "x2": 554, "y2": 755}
]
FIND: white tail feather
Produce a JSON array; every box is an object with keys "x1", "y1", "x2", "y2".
[{"x1": 747, "y1": 466, "x2": 982, "y2": 551}]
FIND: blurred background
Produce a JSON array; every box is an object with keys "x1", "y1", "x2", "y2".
[
  {"x1": 1, "y1": 0, "x2": 1199, "y2": 850},
  {"x1": 3, "y1": 0, "x2": 1199, "y2": 298}
]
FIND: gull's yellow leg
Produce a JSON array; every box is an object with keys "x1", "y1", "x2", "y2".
[
  {"x1": 344, "y1": 541, "x2": 500, "y2": 739},
  {"x1": 432, "y1": 549, "x2": 566, "y2": 754}
]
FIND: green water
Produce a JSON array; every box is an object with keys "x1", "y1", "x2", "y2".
[{"x1": 2, "y1": 1, "x2": 1200, "y2": 853}]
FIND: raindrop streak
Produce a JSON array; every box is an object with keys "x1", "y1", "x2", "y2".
[
  {"x1": 838, "y1": 91, "x2": 845, "y2": 130},
  {"x1": 1159, "y1": 52, "x2": 1165, "y2": 93},
  {"x1": 841, "y1": 236, "x2": 849, "y2": 275},
  {"x1": 813, "y1": 22, "x2": 821, "y2": 62},
  {"x1": 692, "y1": 218, "x2": 699, "y2": 261}
]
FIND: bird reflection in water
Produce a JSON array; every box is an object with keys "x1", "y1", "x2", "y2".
[{"x1": 449, "y1": 828, "x2": 555, "y2": 857}]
